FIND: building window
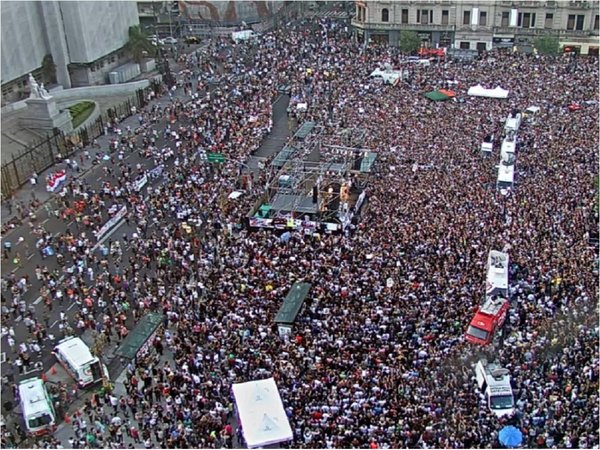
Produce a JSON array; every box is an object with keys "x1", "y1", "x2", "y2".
[
  {"x1": 460, "y1": 41, "x2": 470, "y2": 49},
  {"x1": 463, "y1": 10, "x2": 470, "y2": 25},
  {"x1": 476, "y1": 42, "x2": 487, "y2": 52},
  {"x1": 518, "y1": 12, "x2": 536, "y2": 28},
  {"x1": 480, "y1": 11, "x2": 487, "y2": 26},
  {"x1": 417, "y1": 9, "x2": 430, "y2": 25},
  {"x1": 595, "y1": 15, "x2": 599, "y2": 30},
  {"x1": 441, "y1": 10, "x2": 449, "y2": 25},
  {"x1": 501, "y1": 11, "x2": 509, "y2": 27},
  {"x1": 401, "y1": 8, "x2": 408, "y2": 24},
  {"x1": 356, "y1": 5, "x2": 365, "y2": 21},
  {"x1": 545, "y1": 13, "x2": 553, "y2": 28},
  {"x1": 381, "y1": 8, "x2": 389, "y2": 22},
  {"x1": 567, "y1": 14, "x2": 585, "y2": 30},
  {"x1": 2, "y1": 85, "x2": 14, "y2": 97}
]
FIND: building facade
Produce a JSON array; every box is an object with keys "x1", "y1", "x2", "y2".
[
  {"x1": 1, "y1": 1, "x2": 139, "y2": 104},
  {"x1": 352, "y1": 0, "x2": 599, "y2": 55}
]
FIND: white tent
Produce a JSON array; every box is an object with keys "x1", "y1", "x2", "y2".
[
  {"x1": 467, "y1": 84, "x2": 509, "y2": 99},
  {"x1": 232, "y1": 378, "x2": 293, "y2": 448}
]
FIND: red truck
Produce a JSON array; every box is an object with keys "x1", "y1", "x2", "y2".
[
  {"x1": 465, "y1": 297, "x2": 510, "y2": 345},
  {"x1": 417, "y1": 47, "x2": 446, "y2": 58}
]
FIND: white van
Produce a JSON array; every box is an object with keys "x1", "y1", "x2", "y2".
[
  {"x1": 475, "y1": 359, "x2": 515, "y2": 418},
  {"x1": 369, "y1": 68, "x2": 403, "y2": 85},
  {"x1": 53, "y1": 337, "x2": 108, "y2": 387},
  {"x1": 232, "y1": 30, "x2": 256, "y2": 43},
  {"x1": 18, "y1": 378, "x2": 56, "y2": 436}
]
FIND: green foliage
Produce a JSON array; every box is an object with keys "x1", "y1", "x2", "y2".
[
  {"x1": 126, "y1": 25, "x2": 156, "y2": 63},
  {"x1": 68, "y1": 101, "x2": 95, "y2": 129},
  {"x1": 399, "y1": 30, "x2": 421, "y2": 54},
  {"x1": 534, "y1": 36, "x2": 560, "y2": 55}
]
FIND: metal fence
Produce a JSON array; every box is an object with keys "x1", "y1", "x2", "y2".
[{"x1": 0, "y1": 85, "x2": 160, "y2": 200}]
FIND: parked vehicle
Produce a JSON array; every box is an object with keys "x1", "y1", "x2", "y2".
[
  {"x1": 53, "y1": 336, "x2": 109, "y2": 387},
  {"x1": 465, "y1": 297, "x2": 510, "y2": 345},
  {"x1": 369, "y1": 68, "x2": 403, "y2": 85},
  {"x1": 18, "y1": 378, "x2": 56, "y2": 436},
  {"x1": 474, "y1": 359, "x2": 515, "y2": 418}
]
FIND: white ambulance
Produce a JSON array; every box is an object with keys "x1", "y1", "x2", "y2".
[
  {"x1": 53, "y1": 336, "x2": 108, "y2": 387},
  {"x1": 18, "y1": 377, "x2": 56, "y2": 436},
  {"x1": 475, "y1": 359, "x2": 515, "y2": 418}
]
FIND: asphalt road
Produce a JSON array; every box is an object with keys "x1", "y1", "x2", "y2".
[
  {"x1": 0, "y1": 48, "x2": 205, "y2": 397},
  {"x1": 0, "y1": 45, "x2": 293, "y2": 431}
]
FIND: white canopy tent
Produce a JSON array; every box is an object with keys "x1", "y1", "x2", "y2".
[
  {"x1": 232, "y1": 378, "x2": 293, "y2": 448},
  {"x1": 467, "y1": 84, "x2": 509, "y2": 99}
]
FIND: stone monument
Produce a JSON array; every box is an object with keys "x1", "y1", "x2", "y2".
[{"x1": 20, "y1": 74, "x2": 72, "y2": 133}]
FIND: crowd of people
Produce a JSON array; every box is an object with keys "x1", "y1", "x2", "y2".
[{"x1": 2, "y1": 16, "x2": 598, "y2": 449}]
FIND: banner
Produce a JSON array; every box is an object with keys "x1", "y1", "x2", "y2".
[
  {"x1": 149, "y1": 165, "x2": 164, "y2": 178},
  {"x1": 133, "y1": 174, "x2": 148, "y2": 192},
  {"x1": 95, "y1": 206, "x2": 127, "y2": 241},
  {"x1": 46, "y1": 170, "x2": 67, "y2": 192}
]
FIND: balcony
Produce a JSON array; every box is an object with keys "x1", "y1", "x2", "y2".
[
  {"x1": 456, "y1": 25, "x2": 494, "y2": 32},
  {"x1": 493, "y1": 26, "x2": 596, "y2": 37},
  {"x1": 351, "y1": 19, "x2": 455, "y2": 32},
  {"x1": 568, "y1": 0, "x2": 593, "y2": 9}
]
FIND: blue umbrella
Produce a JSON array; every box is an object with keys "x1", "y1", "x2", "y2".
[{"x1": 499, "y1": 425, "x2": 523, "y2": 448}]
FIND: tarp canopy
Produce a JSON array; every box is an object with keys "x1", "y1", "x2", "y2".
[
  {"x1": 275, "y1": 282, "x2": 312, "y2": 325},
  {"x1": 232, "y1": 378, "x2": 293, "y2": 448},
  {"x1": 424, "y1": 90, "x2": 450, "y2": 101},
  {"x1": 468, "y1": 84, "x2": 509, "y2": 98},
  {"x1": 439, "y1": 89, "x2": 456, "y2": 97},
  {"x1": 115, "y1": 313, "x2": 163, "y2": 360}
]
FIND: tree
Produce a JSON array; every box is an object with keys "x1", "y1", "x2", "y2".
[
  {"x1": 399, "y1": 30, "x2": 421, "y2": 55},
  {"x1": 41, "y1": 54, "x2": 57, "y2": 84},
  {"x1": 126, "y1": 25, "x2": 156, "y2": 64},
  {"x1": 534, "y1": 36, "x2": 560, "y2": 55}
]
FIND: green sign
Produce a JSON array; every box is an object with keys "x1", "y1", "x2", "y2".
[{"x1": 207, "y1": 152, "x2": 226, "y2": 163}]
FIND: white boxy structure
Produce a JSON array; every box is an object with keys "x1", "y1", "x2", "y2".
[{"x1": 232, "y1": 378, "x2": 293, "y2": 448}]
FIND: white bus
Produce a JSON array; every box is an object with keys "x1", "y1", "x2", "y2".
[
  {"x1": 53, "y1": 337, "x2": 108, "y2": 388},
  {"x1": 18, "y1": 378, "x2": 56, "y2": 436},
  {"x1": 486, "y1": 250, "x2": 509, "y2": 298},
  {"x1": 496, "y1": 162, "x2": 515, "y2": 193}
]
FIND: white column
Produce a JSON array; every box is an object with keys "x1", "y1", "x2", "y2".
[{"x1": 39, "y1": 1, "x2": 72, "y2": 89}]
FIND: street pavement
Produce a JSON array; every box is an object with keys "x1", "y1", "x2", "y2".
[
  {"x1": 0, "y1": 40, "x2": 292, "y2": 447},
  {"x1": 0, "y1": 49, "x2": 183, "y2": 402}
]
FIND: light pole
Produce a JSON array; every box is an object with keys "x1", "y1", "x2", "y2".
[{"x1": 167, "y1": 2, "x2": 173, "y2": 39}]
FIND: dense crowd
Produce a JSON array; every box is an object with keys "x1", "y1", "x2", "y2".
[{"x1": 2, "y1": 16, "x2": 598, "y2": 449}]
